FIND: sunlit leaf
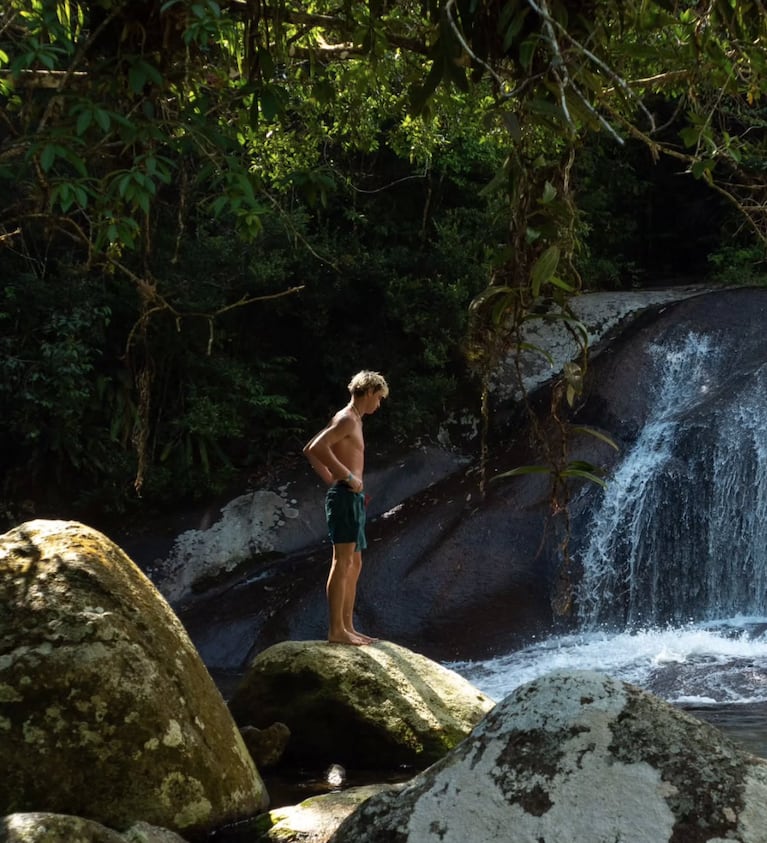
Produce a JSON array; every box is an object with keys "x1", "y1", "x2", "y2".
[
  {"x1": 571, "y1": 426, "x2": 620, "y2": 451},
  {"x1": 561, "y1": 467, "x2": 607, "y2": 488},
  {"x1": 493, "y1": 464, "x2": 553, "y2": 481}
]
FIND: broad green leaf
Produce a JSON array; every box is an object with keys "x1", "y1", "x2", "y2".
[
  {"x1": 210, "y1": 195, "x2": 228, "y2": 216},
  {"x1": 40, "y1": 144, "x2": 57, "y2": 172},
  {"x1": 541, "y1": 181, "x2": 557, "y2": 204},
  {"x1": 549, "y1": 276, "x2": 576, "y2": 292},
  {"x1": 502, "y1": 7, "x2": 529, "y2": 53},
  {"x1": 531, "y1": 245, "x2": 560, "y2": 297},
  {"x1": 525, "y1": 226, "x2": 542, "y2": 244},
  {"x1": 129, "y1": 64, "x2": 147, "y2": 94},
  {"x1": 76, "y1": 109, "x2": 92, "y2": 135},
  {"x1": 117, "y1": 173, "x2": 133, "y2": 198},
  {"x1": 94, "y1": 108, "x2": 111, "y2": 132},
  {"x1": 51, "y1": 183, "x2": 72, "y2": 212}
]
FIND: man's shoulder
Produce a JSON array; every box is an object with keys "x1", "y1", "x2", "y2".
[{"x1": 333, "y1": 406, "x2": 357, "y2": 423}]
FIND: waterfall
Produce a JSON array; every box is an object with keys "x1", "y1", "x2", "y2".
[{"x1": 575, "y1": 331, "x2": 767, "y2": 630}]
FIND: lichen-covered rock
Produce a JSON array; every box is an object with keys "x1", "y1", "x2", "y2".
[
  {"x1": 228, "y1": 640, "x2": 494, "y2": 768},
  {"x1": 0, "y1": 520, "x2": 268, "y2": 838},
  {"x1": 330, "y1": 670, "x2": 767, "y2": 843},
  {"x1": 0, "y1": 813, "x2": 189, "y2": 842}
]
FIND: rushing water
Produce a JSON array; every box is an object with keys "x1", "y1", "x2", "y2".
[{"x1": 450, "y1": 331, "x2": 767, "y2": 757}]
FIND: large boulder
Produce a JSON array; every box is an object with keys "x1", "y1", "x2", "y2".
[
  {"x1": 0, "y1": 520, "x2": 268, "y2": 838},
  {"x1": 330, "y1": 670, "x2": 767, "y2": 843},
  {"x1": 228, "y1": 640, "x2": 494, "y2": 768}
]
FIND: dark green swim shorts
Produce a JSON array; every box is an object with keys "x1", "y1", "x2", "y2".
[{"x1": 325, "y1": 482, "x2": 367, "y2": 551}]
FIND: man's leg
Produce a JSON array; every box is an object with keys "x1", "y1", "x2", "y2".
[
  {"x1": 342, "y1": 550, "x2": 378, "y2": 643},
  {"x1": 327, "y1": 542, "x2": 367, "y2": 645},
  {"x1": 340, "y1": 549, "x2": 361, "y2": 634}
]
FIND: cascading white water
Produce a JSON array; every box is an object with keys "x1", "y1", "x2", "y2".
[
  {"x1": 450, "y1": 325, "x2": 767, "y2": 729},
  {"x1": 575, "y1": 331, "x2": 767, "y2": 629}
]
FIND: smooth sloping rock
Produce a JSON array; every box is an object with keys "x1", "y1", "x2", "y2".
[
  {"x1": 330, "y1": 670, "x2": 767, "y2": 843},
  {"x1": 0, "y1": 814, "x2": 188, "y2": 842},
  {"x1": 228, "y1": 640, "x2": 494, "y2": 768},
  {"x1": 251, "y1": 785, "x2": 403, "y2": 843},
  {"x1": 142, "y1": 445, "x2": 469, "y2": 605},
  {"x1": 0, "y1": 520, "x2": 268, "y2": 837}
]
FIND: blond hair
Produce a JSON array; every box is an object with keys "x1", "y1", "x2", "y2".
[{"x1": 348, "y1": 370, "x2": 389, "y2": 398}]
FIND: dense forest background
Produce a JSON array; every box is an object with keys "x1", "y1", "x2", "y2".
[{"x1": 2, "y1": 0, "x2": 766, "y2": 532}]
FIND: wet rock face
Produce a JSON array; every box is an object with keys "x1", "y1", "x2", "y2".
[
  {"x1": 330, "y1": 670, "x2": 767, "y2": 843},
  {"x1": 228, "y1": 640, "x2": 494, "y2": 769},
  {"x1": 140, "y1": 445, "x2": 471, "y2": 606},
  {"x1": 0, "y1": 520, "x2": 267, "y2": 838},
  {"x1": 575, "y1": 287, "x2": 767, "y2": 442}
]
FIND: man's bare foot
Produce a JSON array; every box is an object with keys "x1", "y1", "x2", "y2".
[
  {"x1": 327, "y1": 631, "x2": 369, "y2": 646},
  {"x1": 351, "y1": 630, "x2": 379, "y2": 644}
]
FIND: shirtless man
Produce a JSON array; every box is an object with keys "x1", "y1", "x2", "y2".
[{"x1": 303, "y1": 371, "x2": 389, "y2": 645}]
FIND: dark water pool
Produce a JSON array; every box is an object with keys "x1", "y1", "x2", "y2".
[{"x1": 683, "y1": 701, "x2": 767, "y2": 759}]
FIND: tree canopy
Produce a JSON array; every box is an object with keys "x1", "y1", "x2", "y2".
[{"x1": 1, "y1": 0, "x2": 766, "y2": 526}]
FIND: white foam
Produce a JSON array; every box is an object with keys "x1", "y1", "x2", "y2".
[{"x1": 448, "y1": 618, "x2": 767, "y2": 706}]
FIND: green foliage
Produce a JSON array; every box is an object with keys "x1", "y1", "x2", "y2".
[
  {"x1": 572, "y1": 137, "x2": 653, "y2": 289},
  {"x1": 708, "y1": 242, "x2": 767, "y2": 287},
  {"x1": 0, "y1": 269, "x2": 124, "y2": 500},
  {"x1": 2, "y1": 0, "x2": 767, "y2": 529}
]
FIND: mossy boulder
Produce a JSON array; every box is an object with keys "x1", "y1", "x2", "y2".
[
  {"x1": 0, "y1": 814, "x2": 188, "y2": 843},
  {"x1": 228, "y1": 640, "x2": 494, "y2": 768},
  {"x1": 330, "y1": 670, "x2": 767, "y2": 843},
  {"x1": 0, "y1": 520, "x2": 268, "y2": 838}
]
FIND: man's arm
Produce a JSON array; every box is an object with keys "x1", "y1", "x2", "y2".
[{"x1": 303, "y1": 416, "x2": 356, "y2": 486}]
